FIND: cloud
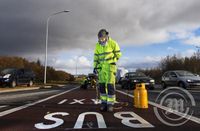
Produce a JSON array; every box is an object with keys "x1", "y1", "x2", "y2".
[
  {"x1": 118, "y1": 56, "x2": 161, "y2": 70},
  {"x1": 1, "y1": 0, "x2": 200, "y2": 74},
  {"x1": 49, "y1": 55, "x2": 92, "y2": 70},
  {"x1": 183, "y1": 49, "x2": 196, "y2": 57},
  {"x1": 1, "y1": 0, "x2": 200, "y2": 56},
  {"x1": 167, "y1": 47, "x2": 178, "y2": 52},
  {"x1": 46, "y1": 55, "x2": 93, "y2": 75},
  {"x1": 183, "y1": 36, "x2": 200, "y2": 46}
]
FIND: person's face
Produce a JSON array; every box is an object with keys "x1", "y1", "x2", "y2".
[{"x1": 98, "y1": 36, "x2": 108, "y2": 45}]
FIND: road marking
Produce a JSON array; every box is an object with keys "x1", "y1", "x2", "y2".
[
  {"x1": 74, "y1": 112, "x2": 107, "y2": 129},
  {"x1": 116, "y1": 89, "x2": 200, "y2": 124},
  {"x1": 91, "y1": 99, "x2": 101, "y2": 104},
  {"x1": 149, "y1": 90, "x2": 200, "y2": 93},
  {"x1": 0, "y1": 86, "x2": 79, "y2": 117},
  {"x1": 58, "y1": 99, "x2": 68, "y2": 105},
  {"x1": 114, "y1": 112, "x2": 154, "y2": 128},
  {"x1": 69, "y1": 99, "x2": 85, "y2": 104},
  {"x1": 189, "y1": 90, "x2": 200, "y2": 93},
  {"x1": 0, "y1": 105, "x2": 7, "y2": 109},
  {"x1": 35, "y1": 112, "x2": 69, "y2": 129}
]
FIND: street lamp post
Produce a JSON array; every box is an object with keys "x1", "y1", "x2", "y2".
[
  {"x1": 76, "y1": 57, "x2": 78, "y2": 76},
  {"x1": 44, "y1": 10, "x2": 70, "y2": 84}
]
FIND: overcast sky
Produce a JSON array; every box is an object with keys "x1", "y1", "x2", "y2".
[{"x1": 1, "y1": 0, "x2": 200, "y2": 74}]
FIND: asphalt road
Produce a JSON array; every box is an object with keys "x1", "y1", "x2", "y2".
[
  {"x1": 119, "y1": 84, "x2": 200, "y2": 118},
  {"x1": 0, "y1": 84, "x2": 200, "y2": 130},
  {"x1": 148, "y1": 86, "x2": 200, "y2": 118},
  {"x1": 0, "y1": 84, "x2": 78, "y2": 112}
]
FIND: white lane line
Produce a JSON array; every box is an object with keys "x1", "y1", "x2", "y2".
[
  {"x1": 0, "y1": 105, "x2": 7, "y2": 109},
  {"x1": 0, "y1": 86, "x2": 79, "y2": 117},
  {"x1": 149, "y1": 90, "x2": 200, "y2": 93},
  {"x1": 116, "y1": 89, "x2": 200, "y2": 124},
  {"x1": 58, "y1": 99, "x2": 68, "y2": 105},
  {"x1": 189, "y1": 90, "x2": 200, "y2": 93}
]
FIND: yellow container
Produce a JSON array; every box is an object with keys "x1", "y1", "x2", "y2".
[
  {"x1": 133, "y1": 85, "x2": 140, "y2": 108},
  {"x1": 139, "y1": 83, "x2": 148, "y2": 108},
  {"x1": 134, "y1": 83, "x2": 148, "y2": 109}
]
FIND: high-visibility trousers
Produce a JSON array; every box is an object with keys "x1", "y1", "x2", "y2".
[{"x1": 98, "y1": 63, "x2": 116, "y2": 105}]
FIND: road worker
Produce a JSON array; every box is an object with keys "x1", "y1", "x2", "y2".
[
  {"x1": 93, "y1": 29, "x2": 122, "y2": 112},
  {"x1": 80, "y1": 76, "x2": 87, "y2": 89}
]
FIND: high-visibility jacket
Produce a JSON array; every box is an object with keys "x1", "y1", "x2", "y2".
[{"x1": 94, "y1": 37, "x2": 122, "y2": 73}]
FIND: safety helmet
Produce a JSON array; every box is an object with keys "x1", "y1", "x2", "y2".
[
  {"x1": 98, "y1": 29, "x2": 109, "y2": 46},
  {"x1": 98, "y1": 29, "x2": 109, "y2": 38}
]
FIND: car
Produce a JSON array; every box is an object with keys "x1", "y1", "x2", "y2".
[
  {"x1": 161, "y1": 70, "x2": 200, "y2": 89},
  {"x1": 0, "y1": 68, "x2": 35, "y2": 87},
  {"x1": 120, "y1": 72, "x2": 155, "y2": 90}
]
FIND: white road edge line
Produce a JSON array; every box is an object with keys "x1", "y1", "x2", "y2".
[
  {"x1": 116, "y1": 89, "x2": 200, "y2": 124},
  {"x1": 189, "y1": 90, "x2": 200, "y2": 93},
  {"x1": 58, "y1": 99, "x2": 68, "y2": 105},
  {"x1": 0, "y1": 86, "x2": 79, "y2": 117},
  {"x1": 148, "y1": 90, "x2": 200, "y2": 93}
]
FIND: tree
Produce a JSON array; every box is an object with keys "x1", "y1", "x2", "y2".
[
  {"x1": 137, "y1": 52, "x2": 200, "y2": 84},
  {"x1": 0, "y1": 56, "x2": 74, "y2": 83}
]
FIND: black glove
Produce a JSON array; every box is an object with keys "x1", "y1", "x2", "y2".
[{"x1": 93, "y1": 68, "x2": 98, "y2": 75}]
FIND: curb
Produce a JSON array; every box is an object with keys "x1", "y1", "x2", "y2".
[
  {"x1": 0, "y1": 87, "x2": 40, "y2": 93},
  {"x1": 0, "y1": 84, "x2": 67, "y2": 94},
  {"x1": 0, "y1": 85, "x2": 65, "y2": 94}
]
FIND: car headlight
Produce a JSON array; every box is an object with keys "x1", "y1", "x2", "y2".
[
  {"x1": 133, "y1": 80, "x2": 139, "y2": 82},
  {"x1": 3, "y1": 74, "x2": 11, "y2": 79},
  {"x1": 187, "y1": 79, "x2": 193, "y2": 82},
  {"x1": 150, "y1": 79, "x2": 155, "y2": 83}
]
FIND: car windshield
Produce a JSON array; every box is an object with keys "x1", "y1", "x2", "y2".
[
  {"x1": 1, "y1": 69, "x2": 16, "y2": 75},
  {"x1": 129, "y1": 72, "x2": 146, "y2": 78},
  {"x1": 175, "y1": 71, "x2": 195, "y2": 76}
]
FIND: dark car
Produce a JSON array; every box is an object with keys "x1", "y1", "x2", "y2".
[
  {"x1": 120, "y1": 72, "x2": 155, "y2": 90},
  {"x1": 161, "y1": 70, "x2": 200, "y2": 89},
  {"x1": 0, "y1": 68, "x2": 35, "y2": 87}
]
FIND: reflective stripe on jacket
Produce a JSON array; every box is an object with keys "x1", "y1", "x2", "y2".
[{"x1": 93, "y1": 37, "x2": 122, "y2": 71}]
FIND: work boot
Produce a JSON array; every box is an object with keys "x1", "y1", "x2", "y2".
[
  {"x1": 100, "y1": 103, "x2": 107, "y2": 112},
  {"x1": 107, "y1": 104, "x2": 114, "y2": 112}
]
